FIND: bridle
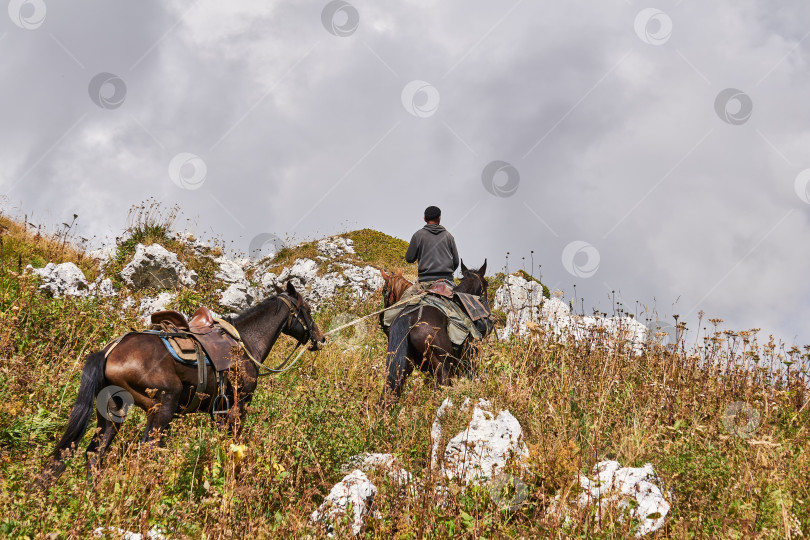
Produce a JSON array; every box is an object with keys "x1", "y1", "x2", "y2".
[
  {"x1": 382, "y1": 280, "x2": 394, "y2": 306},
  {"x1": 276, "y1": 293, "x2": 317, "y2": 348}
]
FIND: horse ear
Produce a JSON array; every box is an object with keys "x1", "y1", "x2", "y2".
[
  {"x1": 460, "y1": 260, "x2": 469, "y2": 274},
  {"x1": 273, "y1": 283, "x2": 284, "y2": 295},
  {"x1": 479, "y1": 259, "x2": 487, "y2": 276},
  {"x1": 380, "y1": 268, "x2": 389, "y2": 280},
  {"x1": 286, "y1": 281, "x2": 298, "y2": 297}
]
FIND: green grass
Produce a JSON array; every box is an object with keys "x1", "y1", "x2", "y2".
[
  {"x1": 0, "y1": 209, "x2": 808, "y2": 538},
  {"x1": 345, "y1": 229, "x2": 416, "y2": 275}
]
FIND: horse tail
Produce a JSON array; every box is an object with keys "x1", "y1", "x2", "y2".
[
  {"x1": 385, "y1": 314, "x2": 411, "y2": 397},
  {"x1": 40, "y1": 351, "x2": 106, "y2": 485}
]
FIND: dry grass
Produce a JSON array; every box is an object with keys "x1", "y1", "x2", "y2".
[{"x1": 0, "y1": 212, "x2": 808, "y2": 538}]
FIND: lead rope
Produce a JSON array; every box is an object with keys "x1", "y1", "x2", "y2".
[
  {"x1": 324, "y1": 290, "x2": 428, "y2": 335},
  {"x1": 230, "y1": 291, "x2": 430, "y2": 377}
]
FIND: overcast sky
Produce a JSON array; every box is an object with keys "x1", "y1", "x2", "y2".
[{"x1": 2, "y1": 0, "x2": 809, "y2": 346}]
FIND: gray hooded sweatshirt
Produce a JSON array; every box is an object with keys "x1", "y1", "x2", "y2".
[{"x1": 405, "y1": 224, "x2": 459, "y2": 282}]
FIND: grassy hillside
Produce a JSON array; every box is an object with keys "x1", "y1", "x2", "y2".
[
  {"x1": 264, "y1": 228, "x2": 417, "y2": 280},
  {"x1": 0, "y1": 209, "x2": 808, "y2": 538}
]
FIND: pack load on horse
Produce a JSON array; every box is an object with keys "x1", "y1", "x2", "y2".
[
  {"x1": 380, "y1": 269, "x2": 493, "y2": 350},
  {"x1": 379, "y1": 206, "x2": 494, "y2": 398},
  {"x1": 40, "y1": 281, "x2": 325, "y2": 486}
]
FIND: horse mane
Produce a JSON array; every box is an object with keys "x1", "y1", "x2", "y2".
[{"x1": 228, "y1": 295, "x2": 284, "y2": 325}]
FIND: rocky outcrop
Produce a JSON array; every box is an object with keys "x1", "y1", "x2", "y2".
[
  {"x1": 91, "y1": 277, "x2": 117, "y2": 298},
  {"x1": 317, "y1": 236, "x2": 355, "y2": 258},
  {"x1": 431, "y1": 398, "x2": 528, "y2": 485},
  {"x1": 261, "y1": 257, "x2": 383, "y2": 311},
  {"x1": 136, "y1": 292, "x2": 176, "y2": 323},
  {"x1": 494, "y1": 274, "x2": 647, "y2": 354},
  {"x1": 567, "y1": 460, "x2": 672, "y2": 537},
  {"x1": 28, "y1": 262, "x2": 90, "y2": 297},
  {"x1": 120, "y1": 244, "x2": 197, "y2": 290},
  {"x1": 219, "y1": 282, "x2": 255, "y2": 311},
  {"x1": 93, "y1": 526, "x2": 166, "y2": 539},
  {"x1": 214, "y1": 256, "x2": 247, "y2": 284},
  {"x1": 494, "y1": 274, "x2": 545, "y2": 336},
  {"x1": 214, "y1": 256, "x2": 256, "y2": 311},
  {"x1": 310, "y1": 469, "x2": 377, "y2": 536},
  {"x1": 341, "y1": 453, "x2": 413, "y2": 487},
  {"x1": 274, "y1": 258, "x2": 319, "y2": 291},
  {"x1": 338, "y1": 263, "x2": 385, "y2": 300}
]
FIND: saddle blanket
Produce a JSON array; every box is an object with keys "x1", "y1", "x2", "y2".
[
  {"x1": 160, "y1": 336, "x2": 211, "y2": 367},
  {"x1": 383, "y1": 293, "x2": 492, "y2": 347}
]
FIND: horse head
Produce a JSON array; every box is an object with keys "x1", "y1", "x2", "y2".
[
  {"x1": 458, "y1": 259, "x2": 488, "y2": 299},
  {"x1": 275, "y1": 281, "x2": 326, "y2": 350},
  {"x1": 380, "y1": 268, "x2": 411, "y2": 306}
]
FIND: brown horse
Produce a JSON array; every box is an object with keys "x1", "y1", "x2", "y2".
[
  {"x1": 383, "y1": 260, "x2": 487, "y2": 398},
  {"x1": 41, "y1": 281, "x2": 325, "y2": 485}
]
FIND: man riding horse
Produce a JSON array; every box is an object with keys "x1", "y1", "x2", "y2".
[
  {"x1": 401, "y1": 205, "x2": 459, "y2": 300},
  {"x1": 381, "y1": 206, "x2": 493, "y2": 398}
]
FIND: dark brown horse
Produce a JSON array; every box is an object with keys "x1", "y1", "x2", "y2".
[
  {"x1": 384, "y1": 260, "x2": 487, "y2": 398},
  {"x1": 41, "y1": 281, "x2": 325, "y2": 485}
]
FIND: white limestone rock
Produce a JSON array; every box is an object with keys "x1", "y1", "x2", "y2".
[
  {"x1": 494, "y1": 276, "x2": 647, "y2": 353},
  {"x1": 90, "y1": 277, "x2": 117, "y2": 298},
  {"x1": 338, "y1": 263, "x2": 385, "y2": 300},
  {"x1": 260, "y1": 271, "x2": 279, "y2": 292},
  {"x1": 308, "y1": 272, "x2": 347, "y2": 309},
  {"x1": 214, "y1": 256, "x2": 247, "y2": 284},
  {"x1": 88, "y1": 243, "x2": 117, "y2": 268},
  {"x1": 494, "y1": 274, "x2": 545, "y2": 337},
  {"x1": 28, "y1": 262, "x2": 90, "y2": 297},
  {"x1": 430, "y1": 397, "x2": 460, "y2": 471},
  {"x1": 93, "y1": 526, "x2": 166, "y2": 540},
  {"x1": 574, "y1": 460, "x2": 671, "y2": 537},
  {"x1": 218, "y1": 282, "x2": 255, "y2": 312},
  {"x1": 317, "y1": 236, "x2": 355, "y2": 258},
  {"x1": 263, "y1": 258, "x2": 384, "y2": 311},
  {"x1": 540, "y1": 297, "x2": 574, "y2": 335},
  {"x1": 174, "y1": 231, "x2": 212, "y2": 255},
  {"x1": 431, "y1": 398, "x2": 529, "y2": 485},
  {"x1": 138, "y1": 292, "x2": 176, "y2": 324},
  {"x1": 277, "y1": 258, "x2": 319, "y2": 290},
  {"x1": 310, "y1": 469, "x2": 376, "y2": 537},
  {"x1": 120, "y1": 244, "x2": 197, "y2": 290},
  {"x1": 341, "y1": 453, "x2": 413, "y2": 487},
  {"x1": 575, "y1": 315, "x2": 648, "y2": 355}
]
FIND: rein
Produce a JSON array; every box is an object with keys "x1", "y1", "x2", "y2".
[{"x1": 221, "y1": 294, "x2": 314, "y2": 377}]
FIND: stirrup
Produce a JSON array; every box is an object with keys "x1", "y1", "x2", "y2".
[
  {"x1": 211, "y1": 394, "x2": 230, "y2": 415},
  {"x1": 212, "y1": 373, "x2": 230, "y2": 414}
]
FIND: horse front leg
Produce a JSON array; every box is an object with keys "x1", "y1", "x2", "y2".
[{"x1": 141, "y1": 390, "x2": 180, "y2": 445}]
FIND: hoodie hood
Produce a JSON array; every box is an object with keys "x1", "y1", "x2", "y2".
[{"x1": 423, "y1": 224, "x2": 446, "y2": 235}]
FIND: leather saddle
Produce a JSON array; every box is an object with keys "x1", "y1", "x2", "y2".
[
  {"x1": 426, "y1": 280, "x2": 454, "y2": 298},
  {"x1": 151, "y1": 306, "x2": 213, "y2": 332},
  {"x1": 151, "y1": 307, "x2": 239, "y2": 372}
]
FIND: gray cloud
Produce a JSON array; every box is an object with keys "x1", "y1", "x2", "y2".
[{"x1": 1, "y1": 0, "x2": 809, "y2": 345}]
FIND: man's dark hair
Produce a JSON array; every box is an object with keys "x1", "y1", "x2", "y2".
[{"x1": 424, "y1": 206, "x2": 441, "y2": 220}]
